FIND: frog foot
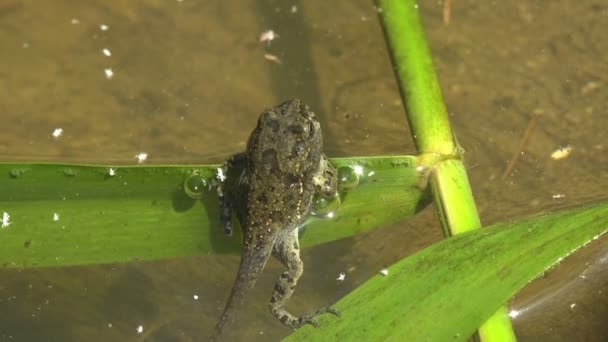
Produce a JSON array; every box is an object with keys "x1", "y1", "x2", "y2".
[{"x1": 296, "y1": 306, "x2": 341, "y2": 328}]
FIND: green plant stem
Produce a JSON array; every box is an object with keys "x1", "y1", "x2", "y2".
[
  {"x1": 376, "y1": 0, "x2": 454, "y2": 154},
  {"x1": 375, "y1": 0, "x2": 516, "y2": 340}
]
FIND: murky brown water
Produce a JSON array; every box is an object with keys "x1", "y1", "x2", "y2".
[{"x1": 0, "y1": 0, "x2": 606, "y2": 341}]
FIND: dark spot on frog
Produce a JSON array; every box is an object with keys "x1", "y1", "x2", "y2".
[
  {"x1": 286, "y1": 174, "x2": 301, "y2": 188},
  {"x1": 265, "y1": 117, "x2": 281, "y2": 133},
  {"x1": 290, "y1": 140, "x2": 307, "y2": 159},
  {"x1": 262, "y1": 149, "x2": 279, "y2": 172},
  {"x1": 256, "y1": 193, "x2": 268, "y2": 205},
  {"x1": 24, "y1": 240, "x2": 31, "y2": 248},
  {"x1": 288, "y1": 124, "x2": 305, "y2": 134}
]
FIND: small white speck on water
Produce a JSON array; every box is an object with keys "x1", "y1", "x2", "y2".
[
  {"x1": 1, "y1": 212, "x2": 10, "y2": 228},
  {"x1": 259, "y1": 29, "x2": 278, "y2": 45},
  {"x1": 263, "y1": 53, "x2": 281, "y2": 64},
  {"x1": 216, "y1": 168, "x2": 226, "y2": 182},
  {"x1": 550, "y1": 145, "x2": 573, "y2": 160},
  {"x1": 508, "y1": 309, "x2": 521, "y2": 319},
  {"x1": 104, "y1": 68, "x2": 114, "y2": 79},
  {"x1": 135, "y1": 153, "x2": 148, "y2": 164},
  {"x1": 353, "y1": 164, "x2": 364, "y2": 175},
  {"x1": 52, "y1": 128, "x2": 63, "y2": 138}
]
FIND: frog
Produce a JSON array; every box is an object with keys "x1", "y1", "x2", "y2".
[{"x1": 213, "y1": 99, "x2": 340, "y2": 340}]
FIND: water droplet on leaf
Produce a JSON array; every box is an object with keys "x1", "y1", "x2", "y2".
[
  {"x1": 183, "y1": 172, "x2": 210, "y2": 199},
  {"x1": 337, "y1": 165, "x2": 360, "y2": 191}
]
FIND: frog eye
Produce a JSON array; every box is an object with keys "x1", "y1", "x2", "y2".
[
  {"x1": 263, "y1": 110, "x2": 278, "y2": 121},
  {"x1": 262, "y1": 112, "x2": 281, "y2": 133},
  {"x1": 308, "y1": 120, "x2": 316, "y2": 136}
]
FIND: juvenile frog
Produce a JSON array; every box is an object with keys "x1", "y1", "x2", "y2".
[{"x1": 214, "y1": 99, "x2": 339, "y2": 339}]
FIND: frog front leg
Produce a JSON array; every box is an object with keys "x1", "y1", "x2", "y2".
[
  {"x1": 313, "y1": 155, "x2": 338, "y2": 198},
  {"x1": 269, "y1": 228, "x2": 340, "y2": 329},
  {"x1": 217, "y1": 152, "x2": 247, "y2": 236}
]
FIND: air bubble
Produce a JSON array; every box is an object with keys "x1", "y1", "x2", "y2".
[
  {"x1": 9, "y1": 169, "x2": 27, "y2": 178},
  {"x1": 63, "y1": 168, "x2": 76, "y2": 177},
  {"x1": 310, "y1": 193, "x2": 340, "y2": 218},
  {"x1": 337, "y1": 165, "x2": 360, "y2": 192},
  {"x1": 183, "y1": 172, "x2": 210, "y2": 199}
]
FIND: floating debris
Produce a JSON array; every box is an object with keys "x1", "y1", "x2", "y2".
[
  {"x1": 104, "y1": 68, "x2": 114, "y2": 79},
  {"x1": 1, "y1": 212, "x2": 10, "y2": 228},
  {"x1": 135, "y1": 153, "x2": 148, "y2": 164},
  {"x1": 259, "y1": 29, "x2": 278, "y2": 45},
  {"x1": 508, "y1": 309, "x2": 521, "y2": 319},
  {"x1": 550, "y1": 145, "x2": 573, "y2": 160},
  {"x1": 263, "y1": 53, "x2": 281, "y2": 64},
  {"x1": 52, "y1": 128, "x2": 63, "y2": 138}
]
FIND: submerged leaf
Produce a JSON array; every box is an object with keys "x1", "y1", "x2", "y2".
[
  {"x1": 0, "y1": 156, "x2": 430, "y2": 268},
  {"x1": 287, "y1": 202, "x2": 608, "y2": 341}
]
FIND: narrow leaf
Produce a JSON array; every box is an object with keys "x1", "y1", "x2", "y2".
[
  {"x1": 0, "y1": 156, "x2": 430, "y2": 268},
  {"x1": 286, "y1": 202, "x2": 608, "y2": 341}
]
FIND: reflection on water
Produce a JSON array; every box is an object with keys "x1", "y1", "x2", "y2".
[{"x1": 0, "y1": 0, "x2": 606, "y2": 340}]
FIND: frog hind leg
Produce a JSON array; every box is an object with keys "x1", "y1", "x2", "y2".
[{"x1": 269, "y1": 228, "x2": 340, "y2": 329}]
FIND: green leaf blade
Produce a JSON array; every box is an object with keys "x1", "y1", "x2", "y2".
[
  {"x1": 286, "y1": 202, "x2": 608, "y2": 341},
  {"x1": 0, "y1": 156, "x2": 429, "y2": 268}
]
